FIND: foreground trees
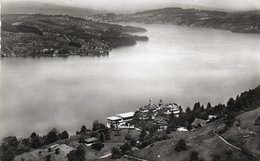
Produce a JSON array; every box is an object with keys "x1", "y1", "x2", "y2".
[
  {"x1": 67, "y1": 145, "x2": 85, "y2": 161},
  {"x1": 175, "y1": 139, "x2": 187, "y2": 152}
]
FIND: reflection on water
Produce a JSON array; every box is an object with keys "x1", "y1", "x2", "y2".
[{"x1": 1, "y1": 24, "x2": 260, "y2": 138}]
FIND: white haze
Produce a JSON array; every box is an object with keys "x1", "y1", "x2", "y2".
[{"x1": 3, "y1": 0, "x2": 260, "y2": 13}]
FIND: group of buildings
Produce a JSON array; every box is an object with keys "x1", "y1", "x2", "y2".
[
  {"x1": 1, "y1": 30, "x2": 111, "y2": 57},
  {"x1": 106, "y1": 100, "x2": 217, "y2": 131},
  {"x1": 106, "y1": 100, "x2": 182, "y2": 130}
]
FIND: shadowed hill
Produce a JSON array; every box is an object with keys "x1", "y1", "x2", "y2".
[
  {"x1": 128, "y1": 86, "x2": 260, "y2": 161},
  {"x1": 92, "y1": 7, "x2": 260, "y2": 34}
]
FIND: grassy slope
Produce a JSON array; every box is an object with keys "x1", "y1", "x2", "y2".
[
  {"x1": 131, "y1": 107, "x2": 260, "y2": 161},
  {"x1": 224, "y1": 107, "x2": 260, "y2": 156}
]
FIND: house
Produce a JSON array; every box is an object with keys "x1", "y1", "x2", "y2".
[
  {"x1": 154, "y1": 116, "x2": 168, "y2": 130},
  {"x1": 116, "y1": 112, "x2": 135, "y2": 128},
  {"x1": 84, "y1": 137, "x2": 98, "y2": 146},
  {"x1": 106, "y1": 112, "x2": 135, "y2": 129},
  {"x1": 117, "y1": 112, "x2": 135, "y2": 122},
  {"x1": 207, "y1": 115, "x2": 217, "y2": 122},
  {"x1": 191, "y1": 118, "x2": 207, "y2": 128},
  {"x1": 137, "y1": 100, "x2": 181, "y2": 121},
  {"x1": 106, "y1": 116, "x2": 122, "y2": 128},
  {"x1": 177, "y1": 127, "x2": 188, "y2": 132},
  {"x1": 161, "y1": 104, "x2": 181, "y2": 117}
]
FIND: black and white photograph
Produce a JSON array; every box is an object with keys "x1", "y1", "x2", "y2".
[{"x1": 1, "y1": 0, "x2": 260, "y2": 160}]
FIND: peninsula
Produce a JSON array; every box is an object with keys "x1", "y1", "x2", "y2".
[{"x1": 1, "y1": 14, "x2": 148, "y2": 57}]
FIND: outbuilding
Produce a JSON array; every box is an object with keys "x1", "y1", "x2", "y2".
[{"x1": 191, "y1": 118, "x2": 207, "y2": 128}]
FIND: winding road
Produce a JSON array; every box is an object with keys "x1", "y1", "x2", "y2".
[{"x1": 213, "y1": 131, "x2": 260, "y2": 160}]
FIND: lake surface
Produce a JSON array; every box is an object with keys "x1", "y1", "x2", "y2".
[{"x1": 1, "y1": 24, "x2": 260, "y2": 138}]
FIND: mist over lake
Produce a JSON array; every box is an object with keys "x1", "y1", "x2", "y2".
[{"x1": 1, "y1": 23, "x2": 260, "y2": 138}]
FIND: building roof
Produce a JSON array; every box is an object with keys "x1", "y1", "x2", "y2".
[
  {"x1": 85, "y1": 137, "x2": 98, "y2": 143},
  {"x1": 208, "y1": 115, "x2": 217, "y2": 118},
  {"x1": 154, "y1": 116, "x2": 168, "y2": 125},
  {"x1": 116, "y1": 112, "x2": 135, "y2": 118},
  {"x1": 106, "y1": 116, "x2": 122, "y2": 121},
  {"x1": 141, "y1": 104, "x2": 158, "y2": 110},
  {"x1": 177, "y1": 127, "x2": 188, "y2": 132},
  {"x1": 191, "y1": 118, "x2": 207, "y2": 127}
]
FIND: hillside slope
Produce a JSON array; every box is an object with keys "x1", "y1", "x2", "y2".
[
  {"x1": 130, "y1": 108, "x2": 260, "y2": 161},
  {"x1": 92, "y1": 7, "x2": 260, "y2": 34},
  {"x1": 1, "y1": 14, "x2": 148, "y2": 57}
]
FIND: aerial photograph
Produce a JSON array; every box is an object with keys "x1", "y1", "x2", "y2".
[{"x1": 0, "y1": 0, "x2": 260, "y2": 160}]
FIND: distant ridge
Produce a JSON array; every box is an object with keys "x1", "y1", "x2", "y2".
[
  {"x1": 91, "y1": 7, "x2": 260, "y2": 34},
  {"x1": 1, "y1": 1, "x2": 103, "y2": 17}
]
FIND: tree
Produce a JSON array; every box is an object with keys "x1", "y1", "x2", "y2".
[
  {"x1": 129, "y1": 138, "x2": 136, "y2": 147},
  {"x1": 199, "y1": 111, "x2": 208, "y2": 120},
  {"x1": 111, "y1": 147, "x2": 122, "y2": 159},
  {"x1": 2, "y1": 136, "x2": 19, "y2": 149},
  {"x1": 206, "y1": 102, "x2": 212, "y2": 111},
  {"x1": 90, "y1": 131, "x2": 99, "y2": 138},
  {"x1": 45, "y1": 128, "x2": 59, "y2": 144},
  {"x1": 193, "y1": 102, "x2": 203, "y2": 118},
  {"x1": 186, "y1": 107, "x2": 195, "y2": 124},
  {"x1": 132, "y1": 111, "x2": 141, "y2": 126},
  {"x1": 114, "y1": 129, "x2": 121, "y2": 136},
  {"x1": 69, "y1": 41, "x2": 82, "y2": 48},
  {"x1": 255, "y1": 116, "x2": 260, "y2": 125},
  {"x1": 178, "y1": 106, "x2": 183, "y2": 113},
  {"x1": 175, "y1": 139, "x2": 187, "y2": 152},
  {"x1": 213, "y1": 104, "x2": 226, "y2": 117},
  {"x1": 91, "y1": 142, "x2": 104, "y2": 151},
  {"x1": 186, "y1": 107, "x2": 192, "y2": 113},
  {"x1": 21, "y1": 138, "x2": 30, "y2": 147},
  {"x1": 125, "y1": 133, "x2": 132, "y2": 141},
  {"x1": 67, "y1": 145, "x2": 85, "y2": 161},
  {"x1": 30, "y1": 132, "x2": 42, "y2": 148},
  {"x1": 0, "y1": 146, "x2": 15, "y2": 161},
  {"x1": 190, "y1": 151, "x2": 199, "y2": 161},
  {"x1": 60, "y1": 131, "x2": 69, "y2": 139},
  {"x1": 168, "y1": 112, "x2": 177, "y2": 130},
  {"x1": 104, "y1": 128, "x2": 111, "y2": 140},
  {"x1": 99, "y1": 133, "x2": 105, "y2": 143},
  {"x1": 99, "y1": 123, "x2": 106, "y2": 130},
  {"x1": 80, "y1": 126, "x2": 87, "y2": 135},
  {"x1": 211, "y1": 154, "x2": 226, "y2": 161},
  {"x1": 46, "y1": 155, "x2": 51, "y2": 161},
  {"x1": 16, "y1": 141, "x2": 30, "y2": 155},
  {"x1": 227, "y1": 98, "x2": 236, "y2": 113},
  {"x1": 120, "y1": 142, "x2": 131, "y2": 154},
  {"x1": 148, "y1": 124, "x2": 159, "y2": 134},
  {"x1": 92, "y1": 120, "x2": 99, "y2": 131},
  {"x1": 177, "y1": 113, "x2": 187, "y2": 126},
  {"x1": 55, "y1": 148, "x2": 60, "y2": 155},
  {"x1": 139, "y1": 129, "x2": 147, "y2": 142}
]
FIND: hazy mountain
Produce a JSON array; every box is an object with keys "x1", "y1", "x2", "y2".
[{"x1": 1, "y1": 1, "x2": 103, "y2": 17}]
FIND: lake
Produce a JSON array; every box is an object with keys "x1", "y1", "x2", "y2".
[{"x1": 1, "y1": 24, "x2": 260, "y2": 138}]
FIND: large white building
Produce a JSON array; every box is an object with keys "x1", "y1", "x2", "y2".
[{"x1": 106, "y1": 112, "x2": 135, "y2": 129}]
